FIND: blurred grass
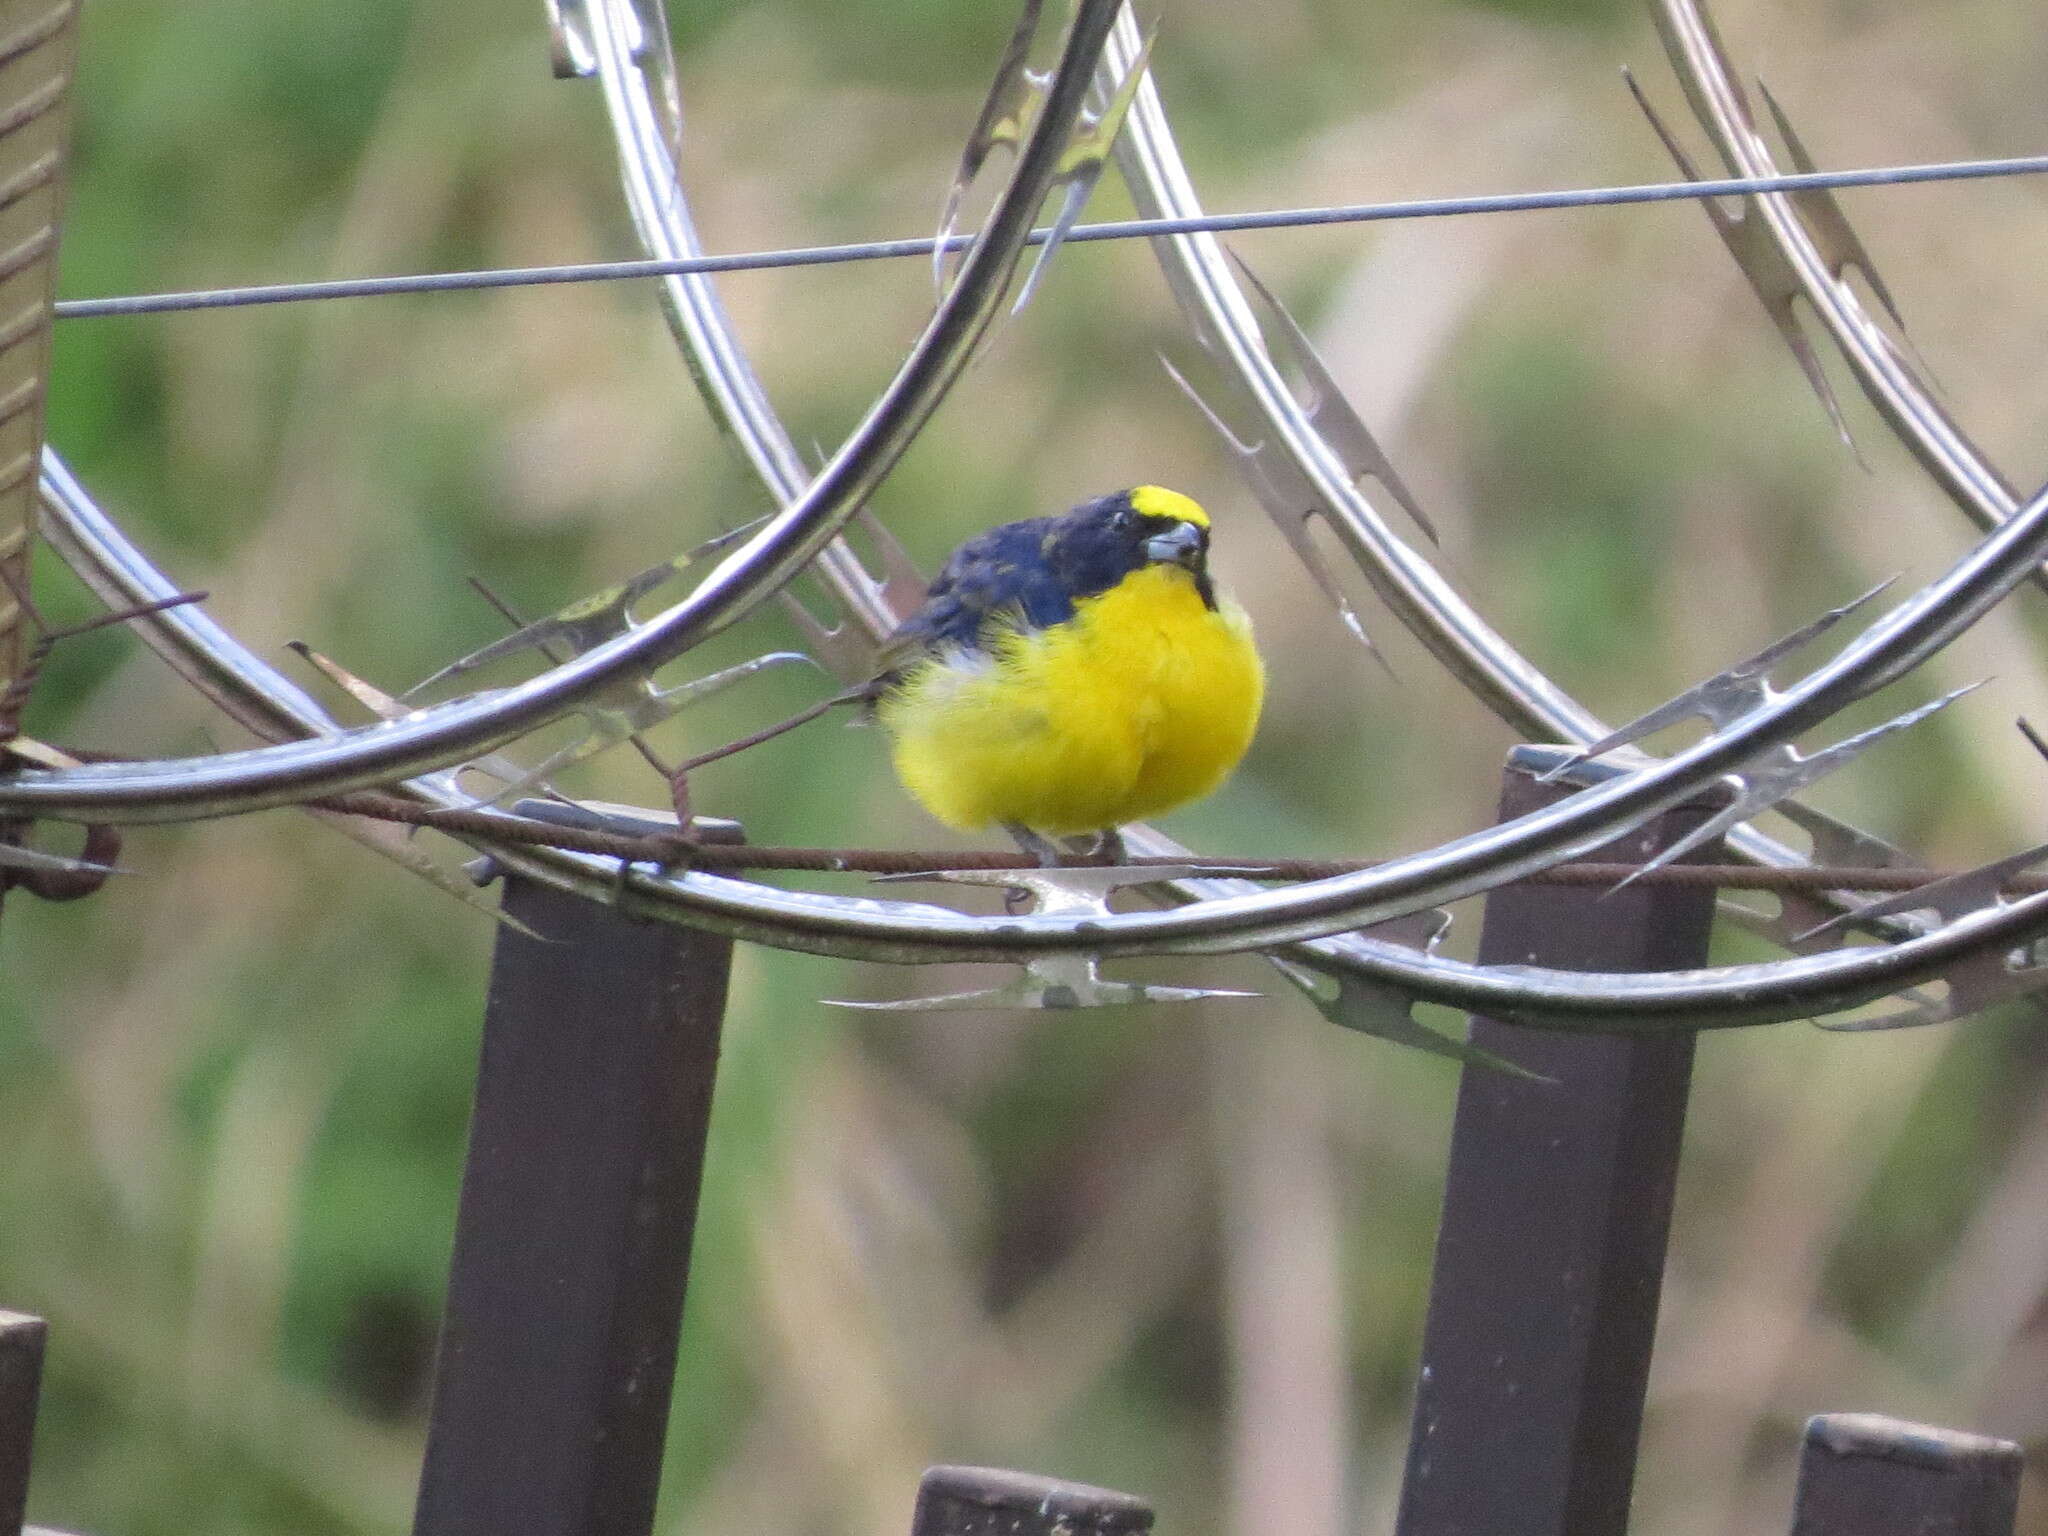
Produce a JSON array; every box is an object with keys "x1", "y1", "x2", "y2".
[{"x1": 5, "y1": 0, "x2": 2048, "y2": 1534}]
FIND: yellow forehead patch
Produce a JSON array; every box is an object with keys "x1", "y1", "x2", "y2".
[{"x1": 1129, "y1": 484, "x2": 1210, "y2": 528}]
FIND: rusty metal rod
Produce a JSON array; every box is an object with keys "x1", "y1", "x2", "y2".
[{"x1": 10, "y1": 749, "x2": 2028, "y2": 895}]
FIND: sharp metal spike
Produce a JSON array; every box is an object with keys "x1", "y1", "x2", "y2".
[
  {"x1": 1361, "y1": 905, "x2": 1453, "y2": 956},
  {"x1": 1225, "y1": 250, "x2": 1440, "y2": 546},
  {"x1": 1801, "y1": 839, "x2": 2048, "y2": 1030},
  {"x1": 935, "y1": 0, "x2": 1048, "y2": 289},
  {"x1": 1776, "y1": 797, "x2": 1918, "y2": 873},
  {"x1": 286, "y1": 641, "x2": 415, "y2": 719},
  {"x1": 458, "y1": 650, "x2": 814, "y2": 810},
  {"x1": 853, "y1": 506, "x2": 931, "y2": 617},
  {"x1": 764, "y1": 440, "x2": 923, "y2": 679},
  {"x1": 1623, "y1": 66, "x2": 1862, "y2": 462},
  {"x1": 830, "y1": 863, "x2": 1262, "y2": 1010},
  {"x1": 1779, "y1": 678, "x2": 1980, "y2": 774},
  {"x1": 1254, "y1": 482, "x2": 1398, "y2": 676},
  {"x1": 1819, "y1": 939, "x2": 2048, "y2": 1032},
  {"x1": 1722, "y1": 575, "x2": 1898, "y2": 684},
  {"x1": 1540, "y1": 576, "x2": 1897, "y2": 781},
  {"x1": 1623, "y1": 64, "x2": 1708, "y2": 175},
  {"x1": 787, "y1": 442, "x2": 900, "y2": 677},
  {"x1": 405, "y1": 523, "x2": 760, "y2": 699},
  {"x1": 1758, "y1": 795, "x2": 1932, "y2": 948},
  {"x1": 1159, "y1": 352, "x2": 1257, "y2": 454},
  {"x1": 0, "y1": 734, "x2": 55, "y2": 771},
  {"x1": 545, "y1": 0, "x2": 599, "y2": 78},
  {"x1": 401, "y1": 563, "x2": 656, "y2": 692},
  {"x1": 284, "y1": 641, "x2": 538, "y2": 796},
  {"x1": 1605, "y1": 681, "x2": 1981, "y2": 895},
  {"x1": 0, "y1": 735, "x2": 77, "y2": 772},
  {"x1": 1539, "y1": 693, "x2": 1721, "y2": 785},
  {"x1": 830, "y1": 959, "x2": 1257, "y2": 1012},
  {"x1": 1746, "y1": 247, "x2": 1866, "y2": 466},
  {"x1": 2019, "y1": 716, "x2": 2048, "y2": 764},
  {"x1": 0, "y1": 838, "x2": 124, "y2": 880},
  {"x1": 1630, "y1": 574, "x2": 1894, "y2": 742},
  {"x1": 1008, "y1": 24, "x2": 1156, "y2": 315},
  {"x1": 1819, "y1": 995, "x2": 1957, "y2": 1033},
  {"x1": 1071, "y1": 19, "x2": 1154, "y2": 164},
  {"x1": 1647, "y1": 0, "x2": 1761, "y2": 165},
  {"x1": 876, "y1": 861, "x2": 1190, "y2": 911},
  {"x1": 1009, "y1": 175, "x2": 1089, "y2": 315},
  {"x1": 793, "y1": 446, "x2": 926, "y2": 649},
  {"x1": 626, "y1": 0, "x2": 687, "y2": 178},
  {"x1": 1754, "y1": 80, "x2": 1907, "y2": 331},
  {"x1": 1258, "y1": 899, "x2": 1495, "y2": 1072},
  {"x1": 1810, "y1": 985, "x2": 1941, "y2": 1031},
  {"x1": 777, "y1": 589, "x2": 872, "y2": 686},
  {"x1": 1160, "y1": 352, "x2": 1391, "y2": 671},
  {"x1": 1267, "y1": 956, "x2": 1543, "y2": 1077},
  {"x1": 1747, "y1": 78, "x2": 1948, "y2": 394},
  {"x1": 1795, "y1": 838, "x2": 2048, "y2": 949},
  {"x1": 776, "y1": 509, "x2": 925, "y2": 685},
  {"x1": 304, "y1": 807, "x2": 546, "y2": 939}
]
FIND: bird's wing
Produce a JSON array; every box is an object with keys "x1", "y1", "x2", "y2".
[{"x1": 866, "y1": 517, "x2": 1071, "y2": 692}]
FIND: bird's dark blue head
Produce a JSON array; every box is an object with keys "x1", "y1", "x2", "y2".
[
  {"x1": 879, "y1": 486, "x2": 1218, "y2": 670},
  {"x1": 1040, "y1": 486, "x2": 1215, "y2": 612}
]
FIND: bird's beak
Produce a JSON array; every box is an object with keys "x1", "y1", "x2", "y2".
[{"x1": 1143, "y1": 520, "x2": 1207, "y2": 570}]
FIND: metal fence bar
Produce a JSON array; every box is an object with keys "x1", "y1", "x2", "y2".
[
  {"x1": 0, "y1": 1311, "x2": 46, "y2": 1536},
  {"x1": 1394, "y1": 749, "x2": 1722, "y2": 1536},
  {"x1": 1788, "y1": 1413, "x2": 2020, "y2": 1536},
  {"x1": 411, "y1": 817, "x2": 740, "y2": 1536},
  {"x1": 910, "y1": 1466, "x2": 1154, "y2": 1536}
]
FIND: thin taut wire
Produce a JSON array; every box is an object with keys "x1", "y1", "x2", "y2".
[{"x1": 52, "y1": 150, "x2": 2048, "y2": 319}]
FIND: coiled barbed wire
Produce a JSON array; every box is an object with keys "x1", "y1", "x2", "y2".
[{"x1": 17, "y1": 0, "x2": 2048, "y2": 1033}]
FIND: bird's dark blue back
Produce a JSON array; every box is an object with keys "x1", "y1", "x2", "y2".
[{"x1": 897, "y1": 517, "x2": 1070, "y2": 651}]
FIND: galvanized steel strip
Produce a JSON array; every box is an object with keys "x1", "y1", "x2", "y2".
[{"x1": 0, "y1": 0, "x2": 75, "y2": 736}]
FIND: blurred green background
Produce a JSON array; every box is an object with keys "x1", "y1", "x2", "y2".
[{"x1": 6, "y1": 0, "x2": 2048, "y2": 1533}]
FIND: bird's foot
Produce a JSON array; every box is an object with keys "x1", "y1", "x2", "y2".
[
  {"x1": 1003, "y1": 822, "x2": 1067, "y2": 868},
  {"x1": 1081, "y1": 831, "x2": 1130, "y2": 868},
  {"x1": 1065, "y1": 827, "x2": 1126, "y2": 866}
]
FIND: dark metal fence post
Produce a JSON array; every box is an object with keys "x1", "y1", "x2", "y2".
[
  {"x1": 1394, "y1": 748, "x2": 1722, "y2": 1536},
  {"x1": 1789, "y1": 1414, "x2": 2020, "y2": 1536},
  {"x1": 412, "y1": 815, "x2": 739, "y2": 1536},
  {"x1": 911, "y1": 1467, "x2": 1153, "y2": 1536},
  {"x1": 1, "y1": 1311, "x2": 46, "y2": 1536}
]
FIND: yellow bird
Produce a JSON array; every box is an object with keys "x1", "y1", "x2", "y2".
[{"x1": 871, "y1": 485, "x2": 1264, "y2": 862}]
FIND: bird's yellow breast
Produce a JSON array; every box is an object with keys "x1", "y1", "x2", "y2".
[{"x1": 878, "y1": 564, "x2": 1263, "y2": 836}]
